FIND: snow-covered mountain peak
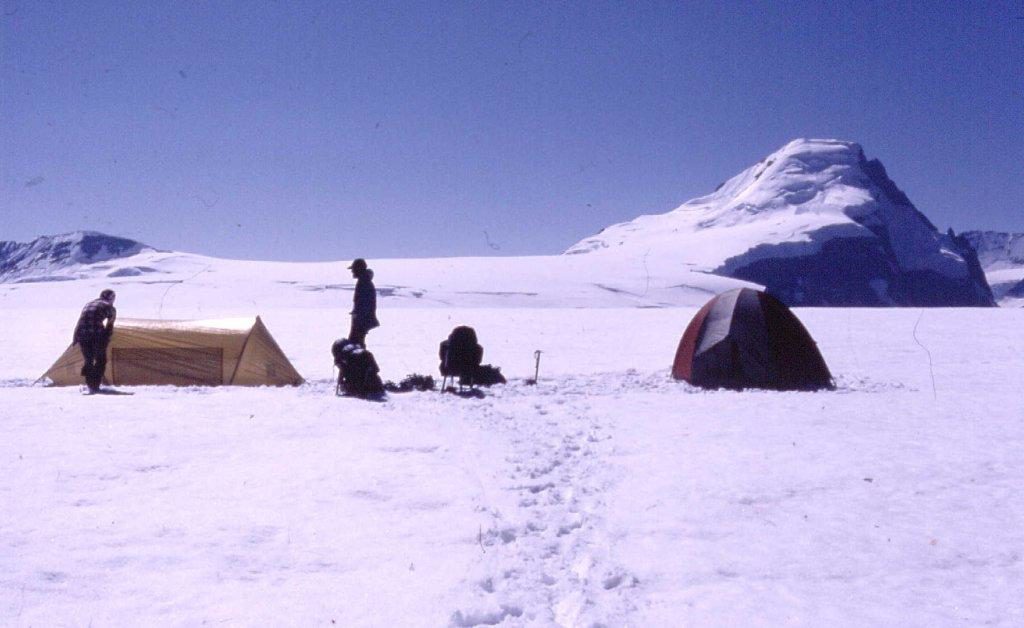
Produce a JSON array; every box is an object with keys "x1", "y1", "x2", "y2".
[
  {"x1": 569, "y1": 138, "x2": 919, "y2": 256},
  {"x1": 0, "y1": 231, "x2": 153, "y2": 281},
  {"x1": 566, "y1": 139, "x2": 993, "y2": 306},
  {"x1": 679, "y1": 138, "x2": 873, "y2": 225}
]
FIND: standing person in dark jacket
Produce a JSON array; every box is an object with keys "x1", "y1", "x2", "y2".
[
  {"x1": 348, "y1": 258, "x2": 379, "y2": 347},
  {"x1": 73, "y1": 288, "x2": 117, "y2": 392}
]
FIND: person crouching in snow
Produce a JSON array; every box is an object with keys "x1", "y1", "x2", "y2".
[
  {"x1": 348, "y1": 258, "x2": 379, "y2": 347},
  {"x1": 73, "y1": 288, "x2": 117, "y2": 393}
]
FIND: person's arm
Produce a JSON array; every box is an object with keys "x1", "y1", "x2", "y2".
[{"x1": 104, "y1": 305, "x2": 117, "y2": 335}]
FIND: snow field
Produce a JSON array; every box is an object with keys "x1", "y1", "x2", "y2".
[
  {"x1": 606, "y1": 387, "x2": 1024, "y2": 626},
  {"x1": 2, "y1": 384, "x2": 496, "y2": 625},
  {"x1": 1, "y1": 305, "x2": 1023, "y2": 626}
]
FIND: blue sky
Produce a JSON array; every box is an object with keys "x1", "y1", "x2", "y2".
[{"x1": 2, "y1": 1, "x2": 1021, "y2": 260}]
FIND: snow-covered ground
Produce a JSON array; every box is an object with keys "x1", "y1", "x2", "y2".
[
  {"x1": 1, "y1": 239, "x2": 755, "y2": 311},
  {"x1": 2, "y1": 271, "x2": 1023, "y2": 625}
]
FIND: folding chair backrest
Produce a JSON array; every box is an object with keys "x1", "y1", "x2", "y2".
[{"x1": 440, "y1": 326, "x2": 483, "y2": 377}]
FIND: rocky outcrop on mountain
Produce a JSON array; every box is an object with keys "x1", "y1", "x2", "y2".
[
  {"x1": 566, "y1": 139, "x2": 995, "y2": 307},
  {"x1": 0, "y1": 232, "x2": 151, "y2": 282}
]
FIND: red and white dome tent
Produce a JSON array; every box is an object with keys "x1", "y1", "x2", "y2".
[{"x1": 672, "y1": 288, "x2": 833, "y2": 391}]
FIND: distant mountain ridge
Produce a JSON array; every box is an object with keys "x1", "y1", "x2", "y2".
[
  {"x1": 962, "y1": 231, "x2": 1024, "y2": 303},
  {"x1": 963, "y1": 231, "x2": 1024, "y2": 269},
  {"x1": 4, "y1": 142, "x2": 1011, "y2": 308},
  {"x1": 566, "y1": 139, "x2": 994, "y2": 307},
  {"x1": 0, "y1": 231, "x2": 152, "y2": 282}
]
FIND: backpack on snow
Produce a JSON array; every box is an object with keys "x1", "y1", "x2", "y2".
[
  {"x1": 474, "y1": 364, "x2": 507, "y2": 386},
  {"x1": 438, "y1": 326, "x2": 483, "y2": 390},
  {"x1": 332, "y1": 338, "x2": 384, "y2": 398}
]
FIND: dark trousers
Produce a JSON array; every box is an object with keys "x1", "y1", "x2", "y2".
[
  {"x1": 348, "y1": 322, "x2": 370, "y2": 347},
  {"x1": 79, "y1": 334, "x2": 110, "y2": 391}
]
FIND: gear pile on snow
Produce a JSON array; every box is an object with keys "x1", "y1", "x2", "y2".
[{"x1": 384, "y1": 373, "x2": 436, "y2": 393}]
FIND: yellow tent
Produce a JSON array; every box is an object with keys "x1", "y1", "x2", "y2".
[{"x1": 42, "y1": 317, "x2": 303, "y2": 387}]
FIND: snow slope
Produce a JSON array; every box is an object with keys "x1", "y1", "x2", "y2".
[
  {"x1": 0, "y1": 245, "x2": 756, "y2": 310},
  {"x1": 2, "y1": 269, "x2": 1023, "y2": 626},
  {"x1": 567, "y1": 139, "x2": 993, "y2": 307},
  {"x1": 963, "y1": 231, "x2": 1024, "y2": 307}
]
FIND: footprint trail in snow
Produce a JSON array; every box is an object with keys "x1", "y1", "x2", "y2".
[{"x1": 448, "y1": 374, "x2": 657, "y2": 626}]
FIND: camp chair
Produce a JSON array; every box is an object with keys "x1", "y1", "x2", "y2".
[{"x1": 438, "y1": 326, "x2": 483, "y2": 393}]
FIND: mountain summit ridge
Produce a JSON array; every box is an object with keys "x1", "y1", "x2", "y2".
[
  {"x1": 567, "y1": 138, "x2": 993, "y2": 307},
  {"x1": 0, "y1": 231, "x2": 152, "y2": 281}
]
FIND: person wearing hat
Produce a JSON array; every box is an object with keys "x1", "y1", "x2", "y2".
[
  {"x1": 73, "y1": 288, "x2": 117, "y2": 393},
  {"x1": 348, "y1": 258, "x2": 379, "y2": 347}
]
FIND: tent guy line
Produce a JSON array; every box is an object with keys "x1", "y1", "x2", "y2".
[
  {"x1": 912, "y1": 310, "x2": 938, "y2": 399},
  {"x1": 158, "y1": 263, "x2": 213, "y2": 319}
]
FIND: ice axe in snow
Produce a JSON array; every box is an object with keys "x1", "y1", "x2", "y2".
[{"x1": 525, "y1": 350, "x2": 542, "y2": 385}]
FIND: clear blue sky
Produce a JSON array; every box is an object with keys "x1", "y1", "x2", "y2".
[{"x1": 2, "y1": 1, "x2": 1022, "y2": 260}]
